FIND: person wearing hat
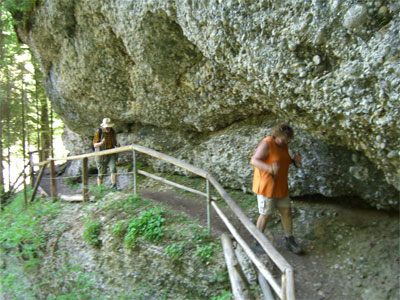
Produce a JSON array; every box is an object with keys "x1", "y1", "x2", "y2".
[
  {"x1": 250, "y1": 123, "x2": 303, "y2": 255},
  {"x1": 93, "y1": 118, "x2": 120, "y2": 190}
]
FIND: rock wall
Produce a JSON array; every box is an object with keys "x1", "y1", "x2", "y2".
[{"x1": 16, "y1": 0, "x2": 400, "y2": 209}]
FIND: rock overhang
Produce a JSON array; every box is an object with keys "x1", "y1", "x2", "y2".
[{"x1": 16, "y1": 0, "x2": 400, "y2": 209}]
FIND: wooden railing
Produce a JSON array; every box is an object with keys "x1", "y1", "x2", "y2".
[{"x1": 32, "y1": 144, "x2": 295, "y2": 300}]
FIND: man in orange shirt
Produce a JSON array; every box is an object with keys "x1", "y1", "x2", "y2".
[{"x1": 250, "y1": 124, "x2": 303, "y2": 254}]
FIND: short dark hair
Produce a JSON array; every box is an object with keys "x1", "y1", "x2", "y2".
[{"x1": 271, "y1": 124, "x2": 294, "y2": 139}]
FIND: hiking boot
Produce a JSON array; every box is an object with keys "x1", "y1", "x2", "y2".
[
  {"x1": 285, "y1": 236, "x2": 304, "y2": 255},
  {"x1": 250, "y1": 240, "x2": 266, "y2": 254}
]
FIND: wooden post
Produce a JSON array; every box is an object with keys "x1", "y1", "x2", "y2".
[
  {"x1": 29, "y1": 164, "x2": 46, "y2": 202},
  {"x1": 49, "y1": 160, "x2": 57, "y2": 201},
  {"x1": 221, "y1": 234, "x2": 251, "y2": 300},
  {"x1": 258, "y1": 270, "x2": 275, "y2": 300},
  {"x1": 281, "y1": 273, "x2": 287, "y2": 300},
  {"x1": 285, "y1": 268, "x2": 295, "y2": 300},
  {"x1": 212, "y1": 201, "x2": 282, "y2": 296},
  {"x1": 82, "y1": 157, "x2": 88, "y2": 202}
]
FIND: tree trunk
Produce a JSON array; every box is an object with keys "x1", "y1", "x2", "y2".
[
  {"x1": 0, "y1": 121, "x2": 4, "y2": 203},
  {"x1": 50, "y1": 99, "x2": 54, "y2": 158},
  {"x1": 32, "y1": 56, "x2": 42, "y2": 161},
  {"x1": 22, "y1": 81, "x2": 27, "y2": 206},
  {"x1": 6, "y1": 79, "x2": 11, "y2": 191},
  {"x1": 40, "y1": 96, "x2": 50, "y2": 161},
  {"x1": 31, "y1": 56, "x2": 51, "y2": 162},
  {"x1": 0, "y1": 9, "x2": 4, "y2": 202}
]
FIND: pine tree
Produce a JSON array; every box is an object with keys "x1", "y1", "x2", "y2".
[{"x1": 0, "y1": 2, "x2": 63, "y2": 202}]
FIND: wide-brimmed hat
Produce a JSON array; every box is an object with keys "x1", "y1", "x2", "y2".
[{"x1": 100, "y1": 118, "x2": 114, "y2": 128}]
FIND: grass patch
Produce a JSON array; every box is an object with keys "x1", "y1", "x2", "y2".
[
  {"x1": 0, "y1": 189, "x2": 63, "y2": 297},
  {"x1": 124, "y1": 209, "x2": 165, "y2": 248},
  {"x1": 211, "y1": 290, "x2": 233, "y2": 300},
  {"x1": 0, "y1": 188, "x2": 61, "y2": 268},
  {"x1": 165, "y1": 241, "x2": 186, "y2": 261},
  {"x1": 195, "y1": 243, "x2": 216, "y2": 265},
  {"x1": 89, "y1": 185, "x2": 110, "y2": 201},
  {"x1": 83, "y1": 218, "x2": 102, "y2": 247},
  {"x1": 99, "y1": 193, "x2": 150, "y2": 212},
  {"x1": 111, "y1": 220, "x2": 127, "y2": 238}
]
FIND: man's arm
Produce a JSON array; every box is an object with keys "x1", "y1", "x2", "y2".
[{"x1": 250, "y1": 140, "x2": 278, "y2": 174}]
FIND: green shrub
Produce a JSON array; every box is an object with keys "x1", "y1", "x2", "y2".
[
  {"x1": 0, "y1": 190, "x2": 62, "y2": 297},
  {"x1": 165, "y1": 242, "x2": 185, "y2": 261},
  {"x1": 191, "y1": 225, "x2": 210, "y2": 243},
  {"x1": 45, "y1": 265, "x2": 105, "y2": 300},
  {"x1": 111, "y1": 220, "x2": 126, "y2": 238},
  {"x1": 125, "y1": 193, "x2": 146, "y2": 209},
  {"x1": 3, "y1": 0, "x2": 37, "y2": 14},
  {"x1": 124, "y1": 209, "x2": 165, "y2": 248},
  {"x1": 83, "y1": 219, "x2": 101, "y2": 247},
  {"x1": 0, "y1": 190, "x2": 60, "y2": 268},
  {"x1": 195, "y1": 243, "x2": 215, "y2": 265}
]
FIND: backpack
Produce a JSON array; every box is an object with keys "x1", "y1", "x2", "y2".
[{"x1": 91, "y1": 128, "x2": 103, "y2": 151}]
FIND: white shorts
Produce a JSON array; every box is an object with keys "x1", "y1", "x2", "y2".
[{"x1": 257, "y1": 194, "x2": 291, "y2": 216}]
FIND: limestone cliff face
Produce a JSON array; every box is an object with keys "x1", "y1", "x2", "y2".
[{"x1": 17, "y1": 0, "x2": 399, "y2": 209}]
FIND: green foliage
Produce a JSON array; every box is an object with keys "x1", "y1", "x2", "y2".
[
  {"x1": 211, "y1": 290, "x2": 233, "y2": 300},
  {"x1": 0, "y1": 4, "x2": 64, "y2": 194},
  {"x1": 45, "y1": 265, "x2": 105, "y2": 300},
  {"x1": 190, "y1": 224, "x2": 210, "y2": 243},
  {"x1": 0, "y1": 189, "x2": 61, "y2": 267},
  {"x1": 165, "y1": 241, "x2": 185, "y2": 261},
  {"x1": 3, "y1": 0, "x2": 37, "y2": 18},
  {"x1": 124, "y1": 209, "x2": 165, "y2": 248},
  {"x1": 213, "y1": 269, "x2": 230, "y2": 283},
  {"x1": 195, "y1": 243, "x2": 215, "y2": 265},
  {"x1": 111, "y1": 220, "x2": 126, "y2": 238},
  {"x1": 89, "y1": 185, "x2": 108, "y2": 201},
  {"x1": 0, "y1": 190, "x2": 62, "y2": 298},
  {"x1": 187, "y1": 225, "x2": 218, "y2": 265},
  {"x1": 124, "y1": 193, "x2": 147, "y2": 210},
  {"x1": 100, "y1": 193, "x2": 148, "y2": 212},
  {"x1": 83, "y1": 218, "x2": 101, "y2": 247},
  {"x1": 0, "y1": 267, "x2": 27, "y2": 299}
]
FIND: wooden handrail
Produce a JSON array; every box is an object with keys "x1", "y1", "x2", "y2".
[
  {"x1": 208, "y1": 175, "x2": 292, "y2": 272},
  {"x1": 32, "y1": 143, "x2": 295, "y2": 299},
  {"x1": 213, "y1": 201, "x2": 282, "y2": 296},
  {"x1": 32, "y1": 145, "x2": 134, "y2": 166}
]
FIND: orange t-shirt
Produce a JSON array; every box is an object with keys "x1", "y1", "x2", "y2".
[{"x1": 252, "y1": 137, "x2": 291, "y2": 198}]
